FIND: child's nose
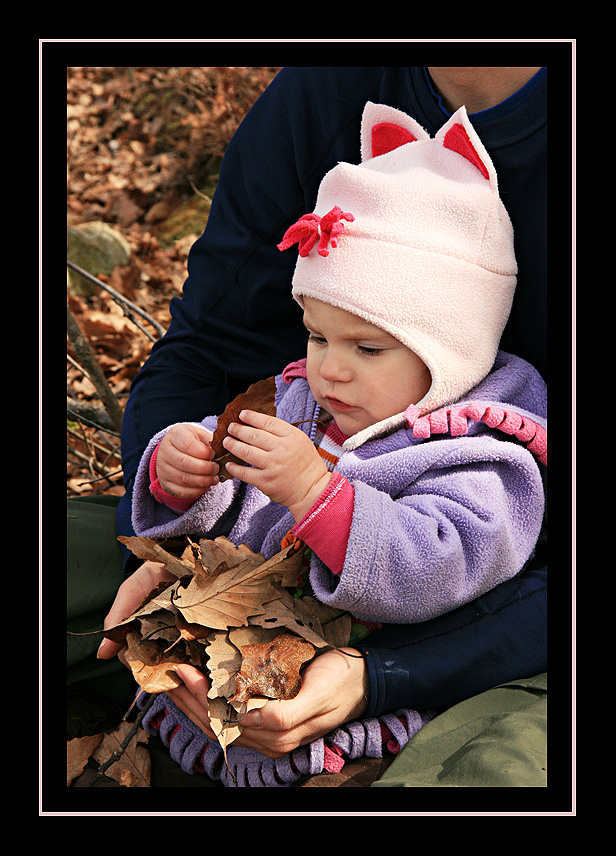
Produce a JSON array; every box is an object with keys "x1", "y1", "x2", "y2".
[{"x1": 320, "y1": 349, "x2": 352, "y2": 383}]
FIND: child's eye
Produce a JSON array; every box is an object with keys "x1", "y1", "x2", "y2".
[
  {"x1": 358, "y1": 345, "x2": 383, "y2": 356},
  {"x1": 307, "y1": 333, "x2": 327, "y2": 346}
]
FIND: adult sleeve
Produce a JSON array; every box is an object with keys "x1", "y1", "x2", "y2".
[{"x1": 356, "y1": 558, "x2": 547, "y2": 717}]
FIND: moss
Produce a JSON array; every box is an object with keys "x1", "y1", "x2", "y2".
[{"x1": 156, "y1": 190, "x2": 214, "y2": 247}]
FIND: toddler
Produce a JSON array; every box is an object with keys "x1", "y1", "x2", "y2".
[{"x1": 128, "y1": 102, "x2": 547, "y2": 784}]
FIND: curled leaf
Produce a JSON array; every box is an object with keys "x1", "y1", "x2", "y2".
[
  {"x1": 123, "y1": 631, "x2": 186, "y2": 694},
  {"x1": 211, "y1": 376, "x2": 277, "y2": 479}
]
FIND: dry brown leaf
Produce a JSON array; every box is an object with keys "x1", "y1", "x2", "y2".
[
  {"x1": 205, "y1": 630, "x2": 242, "y2": 700},
  {"x1": 208, "y1": 695, "x2": 269, "y2": 762},
  {"x1": 191, "y1": 536, "x2": 262, "y2": 574},
  {"x1": 92, "y1": 721, "x2": 151, "y2": 788},
  {"x1": 210, "y1": 376, "x2": 277, "y2": 479},
  {"x1": 117, "y1": 535, "x2": 196, "y2": 578},
  {"x1": 251, "y1": 587, "x2": 352, "y2": 650},
  {"x1": 67, "y1": 733, "x2": 103, "y2": 786},
  {"x1": 123, "y1": 631, "x2": 187, "y2": 693},
  {"x1": 139, "y1": 611, "x2": 180, "y2": 645},
  {"x1": 170, "y1": 541, "x2": 304, "y2": 629},
  {"x1": 230, "y1": 633, "x2": 315, "y2": 705},
  {"x1": 101, "y1": 580, "x2": 181, "y2": 646}
]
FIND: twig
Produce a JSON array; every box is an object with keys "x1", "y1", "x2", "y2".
[
  {"x1": 67, "y1": 424, "x2": 122, "y2": 462},
  {"x1": 67, "y1": 444, "x2": 120, "y2": 482},
  {"x1": 78, "y1": 469, "x2": 123, "y2": 487},
  {"x1": 67, "y1": 259, "x2": 166, "y2": 340},
  {"x1": 67, "y1": 402, "x2": 119, "y2": 435},
  {"x1": 88, "y1": 693, "x2": 156, "y2": 786},
  {"x1": 67, "y1": 302, "x2": 125, "y2": 434}
]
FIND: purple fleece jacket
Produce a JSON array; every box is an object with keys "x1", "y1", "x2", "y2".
[{"x1": 131, "y1": 349, "x2": 546, "y2": 625}]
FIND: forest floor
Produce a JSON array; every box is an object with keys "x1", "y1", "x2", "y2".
[{"x1": 67, "y1": 67, "x2": 281, "y2": 499}]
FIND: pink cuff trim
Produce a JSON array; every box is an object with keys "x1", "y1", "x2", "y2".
[
  {"x1": 148, "y1": 443, "x2": 196, "y2": 513},
  {"x1": 293, "y1": 472, "x2": 354, "y2": 575},
  {"x1": 323, "y1": 743, "x2": 346, "y2": 773}
]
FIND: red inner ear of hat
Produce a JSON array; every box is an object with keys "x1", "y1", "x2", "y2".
[
  {"x1": 371, "y1": 122, "x2": 417, "y2": 158},
  {"x1": 442, "y1": 124, "x2": 489, "y2": 179}
]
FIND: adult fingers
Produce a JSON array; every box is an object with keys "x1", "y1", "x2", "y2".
[
  {"x1": 168, "y1": 665, "x2": 216, "y2": 738},
  {"x1": 98, "y1": 562, "x2": 173, "y2": 660}
]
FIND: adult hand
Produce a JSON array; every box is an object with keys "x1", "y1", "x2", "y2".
[
  {"x1": 97, "y1": 561, "x2": 177, "y2": 661},
  {"x1": 171, "y1": 645, "x2": 369, "y2": 759}
]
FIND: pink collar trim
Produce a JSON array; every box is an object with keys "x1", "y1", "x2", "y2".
[
  {"x1": 403, "y1": 402, "x2": 547, "y2": 466},
  {"x1": 282, "y1": 358, "x2": 308, "y2": 382}
]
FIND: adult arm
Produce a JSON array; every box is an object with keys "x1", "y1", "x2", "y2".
[
  {"x1": 117, "y1": 67, "x2": 381, "y2": 559},
  {"x1": 356, "y1": 557, "x2": 547, "y2": 716}
]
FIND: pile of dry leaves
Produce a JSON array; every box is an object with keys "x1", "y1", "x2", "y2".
[{"x1": 68, "y1": 531, "x2": 352, "y2": 787}]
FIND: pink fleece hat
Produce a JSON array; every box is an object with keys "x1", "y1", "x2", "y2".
[{"x1": 278, "y1": 102, "x2": 517, "y2": 416}]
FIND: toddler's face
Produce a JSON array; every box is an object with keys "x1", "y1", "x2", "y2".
[{"x1": 303, "y1": 297, "x2": 431, "y2": 436}]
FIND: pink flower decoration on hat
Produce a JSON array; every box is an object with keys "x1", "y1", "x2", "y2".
[{"x1": 278, "y1": 206, "x2": 354, "y2": 257}]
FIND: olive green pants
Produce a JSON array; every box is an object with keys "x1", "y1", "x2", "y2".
[{"x1": 66, "y1": 495, "x2": 547, "y2": 789}]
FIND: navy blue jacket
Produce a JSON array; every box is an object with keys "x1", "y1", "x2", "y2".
[{"x1": 118, "y1": 67, "x2": 547, "y2": 716}]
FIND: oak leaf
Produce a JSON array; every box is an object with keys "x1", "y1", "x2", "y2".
[
  {"x1": 117, "y1": 534, "x2": 197, "y2": 578},
  {"x1": 208, "y1": 695, "x2": 268, "y2": 761},
  {"x1": 205, "y1": 630, "x2": 243, "y2": 701},
  {"x1": 251, "y1": 585, "x2": 352, "y2": 650},
  {"x1": 170, "y1": 540, "x2": 304, "y2": 629},
  {"x1": 123, "y1": 631, "x2": 187, "y2": 694},
  {"x1": 91, "y1": 721, "x2": 151, "y2": 788},
  {"x1": 67, "y1": 734, "x2": 104, "y2": 786}
]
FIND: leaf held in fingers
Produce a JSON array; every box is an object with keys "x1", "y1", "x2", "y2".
[{"x1": 210, "y1": 376, "x2": 277, "y2": 479}]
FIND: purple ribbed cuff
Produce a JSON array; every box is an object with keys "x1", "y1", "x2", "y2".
[{"x1": 138, "y1": 691, "x2": 434, "y2": 787}]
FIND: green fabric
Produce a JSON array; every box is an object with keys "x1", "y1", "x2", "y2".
[
  {"x1": 67, "y1": 495, "x2": 133, "y2": 696},
  {"x1": 372, "y1": 673, "x2": 547, "y2": 787}
]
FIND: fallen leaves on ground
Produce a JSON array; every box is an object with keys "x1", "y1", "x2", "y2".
[
  {"x1": 67, "y1": 67, "x2": 281, "y2": 499},
  {"x1": 67, "y1": 722, "x2": 151, "y2": 788}
]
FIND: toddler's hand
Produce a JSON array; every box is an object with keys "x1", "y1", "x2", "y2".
[
  {"x1": 156, "y1": 423, "x2": 219, "y2": 500},
  {"x1": 222, "y1": 410, "x2": 331, "y2": 521}
]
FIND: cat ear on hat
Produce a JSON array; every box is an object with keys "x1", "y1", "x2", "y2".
[
  {"x1": 360, "y1": 101, "x2": 430, "y2": 162},
  {"x1": 435, "y1": 106, "x2": 498, "y2": 189}
]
